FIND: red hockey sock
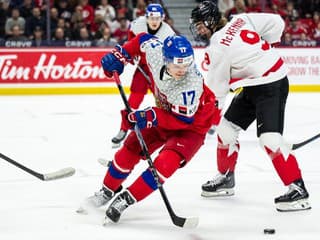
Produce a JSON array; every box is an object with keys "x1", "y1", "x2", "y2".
[
  {"x1": 264, "y1": 147, "x2": 302, "y2": 185},
  {"x1": 103, "y1": 147, "x2": 140, "y2": 191},
  {"x1": 217, "y1": 136, "x2": 240, "y2": 173},
  {"x1": 128, "y1": 150, "x2": 181, "y2": 201}
]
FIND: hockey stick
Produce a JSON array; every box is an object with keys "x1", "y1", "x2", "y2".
[
  {"x1": 290, "y1": 133, "x2": 320, "y2": 150},
  {"x1": 0, "y1": 152, "x2": 75, "y2": 181},
  {"x1": 112, "y1": 71, "x2": 198, "y2": 228}
]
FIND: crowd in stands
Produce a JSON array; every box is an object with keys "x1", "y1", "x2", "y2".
[
  {"x1": 0, "y1": 0, "x2": 176, "y2": 47},
  {"x1": 212, "y1": 0, "x2": 320, "y2": 46},
  {"x1": 0, "y1": 0, "x2": 319, "y2": 47}
]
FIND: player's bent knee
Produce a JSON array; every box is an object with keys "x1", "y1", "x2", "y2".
[
  {"x1": 216, "y1": 118, "x2": 240, "y2": 145},
  {"x1": 259, "y1": 132, "x2": 285, "y2": 152},
  {"x1": 114, "y1": 146, "x2": 141, "y2": 171},
  {"x1": 154, "y1": 150, "x2": 182, "y2": 180}
]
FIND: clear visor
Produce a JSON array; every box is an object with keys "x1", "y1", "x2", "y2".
[{"x1": 189, "y1": 21, "x2": 210, "y2": 45}]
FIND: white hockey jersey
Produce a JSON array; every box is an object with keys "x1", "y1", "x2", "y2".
[
  {"x1": 205, "y1": 13, "x2": 288, "y2": 104},
  {"x1": 141, "y1": 38, "x2": 204, "y2": 119},
  {"x1": 129, "y1": 16, "x2": 175, "y2": 41}
]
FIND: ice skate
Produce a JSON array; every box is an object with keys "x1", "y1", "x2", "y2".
[
  {"x1": 105, "y1": 190, "x2": 136, "y2": 223},
  {"x1": 76, "y1": 186, "x2": 117, "y2": 214},
  {"x1": 111, "y1": 130, "x2": 127, "y2": 148},
  {"x1": 201, "y1": 171, "x2": 235, "y2": 197},
  {"x1": 275, "y1": 179, "x2": 311, "y2": 212}
]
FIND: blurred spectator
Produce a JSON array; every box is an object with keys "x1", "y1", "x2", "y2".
[
  {"x1": 31, "y1": 25, "x2": 47, "y2": 46},
  {"x1": 19, "y1": 0, "x2": 34, "y2": 19},
  {"x1": 65, "y1": 26, "x2": 93, "y2": 46},
  {"x1": 112, "y1": 16, "x2": 129, "y2": 44},
  {"x1": 25, "y1": 7, "x2": 46, "y2": 38},
  {"x1": 50, "y1": 8, "x2": 60, "y2": 34},
  {"x1": 246, "y1": 0, "x2": 261, "y2": 12},
  {"x1": 9, "y1": 0, "x2": 24, "y2": 8},
  {"x1": 285, "y1": 1, "x2": 299, "y2": 21},
  {"x1": 57, "y1": 18, "x2": 73, "y2": 40},
  {"x1": 52, "y1": 26, "x2": 66, "y2": 45},
  {"x1": 132, "y1": 0, "x2": 146, "y2": 19},
  {"x1": 56, "y1": 0, "x2": 73, "y2": 24},
  {"x1": 0, "y1": 0, "x2": 10, "y2": 37},
  {"x1": 5, "y1": 8, "x2": 26, "y2": 38},
  {"x1": 313, "y1": 22, "x2": 320, "y2": 43},
  {"x1": 7, "y1": 24, "x2": 28, "y2": 41},
  {"x1": 78, "y1": 26, "x2": 93, "y2": 40},
  {"x1": 34, "y1": 0, "x2": 54, "y2": 12},
  {"x1": 225, "y1": 0, "x2": 247, "y2": 19},
  {"x1": 79, "y1": 0, "x2": 96, "y2": 32},
  {"x1": 285, "y1": 17, "x2": 308, "y2": 40},
  {"x1": 95, "y1": 0, "x2": 116, "y2": 23},
  {"x1": 266, "y1": 1, "x2": 286, "y2": 18},
  {"x1": 116, "y1": 0, "x2": 133, "y2": 21},
  {"x1": 218, "y1": 0, "x2": 234, "y2": 16},
  {"x1": 71, "y1": 4, "x2": 86, "y2": 34},
  {"x1": 281, "y1": 32, "x2": 293, "y2": 46},
  {"x1": 94, "y1": 26, "x2": 117, "y2": 47}
]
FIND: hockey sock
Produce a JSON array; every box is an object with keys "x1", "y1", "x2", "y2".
[
  {"x1": 217, "y1": 136, "x2": 240, "y2": 173},
  {"x1": 265, "y1": 147, "x2": 302, "y2": 185},
  {"x1": 260, "y1": 132, "x2": 302, "y2": 185},
  {"x1": 128, "y1": 150, "x2": 181, "y2": 201},
  {"x1": 103, "y1": 147, "x2": 140, "y2": 191}
]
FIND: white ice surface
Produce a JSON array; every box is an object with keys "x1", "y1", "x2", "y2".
[{"x1": 0, "y1": 93, "x2": 319, "y2": 240}]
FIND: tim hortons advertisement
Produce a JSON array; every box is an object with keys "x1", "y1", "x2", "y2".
[
  {"x1": 195, "y1": 47, "x2": 320, "y2": 85},
  {"x1": 0, "y1": 49, "x2": 109, "y2": 83},
  {"x1": 0, "y1": 47, "x2": 319, "y2": 90}
]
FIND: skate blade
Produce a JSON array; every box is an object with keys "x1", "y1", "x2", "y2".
[
  {"x1": 112, "y1": 143, "x2": 121, "y2": 149},
  {"x1": 102, "y1": 216, "x2": 117, "y2": 226},
  {"x1": 276, "y1": 199, "x2": 311, "y2": 212},
  {"x1": 97, "y1": 158, "x2": 112, "y2": 167},
  {"x1": 201, "y1": 188, "x2": 234, "y2": 197}
]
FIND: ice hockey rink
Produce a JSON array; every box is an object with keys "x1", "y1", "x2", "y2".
[{"x1": 0, "y1": 92, "x2": 319, "y2": 240}]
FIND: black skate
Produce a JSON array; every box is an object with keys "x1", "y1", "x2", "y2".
[
  {"x1": 104, "y1": 190, "x2": 136, "y2": 223},
  {"x1": 111, "y1": 130, "x2": 127, "y2": 148},
  {"x1": 275, "y1": 179, "x2": 311, "y2": 212},
  {"x1": 201, "y1": 171, "x2": 235, "y2": 197}
]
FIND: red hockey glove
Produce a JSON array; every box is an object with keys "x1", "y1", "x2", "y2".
[
  {"x1": 127, "y1": 107, "x2": 158, "y2": 129},
  {"x1": 101, "y1": 45, "x2": 131, "y2": 78}
]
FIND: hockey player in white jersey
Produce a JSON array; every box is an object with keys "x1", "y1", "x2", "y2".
[
  {"x1": 111, "y1": 3, "x2": 175, "y2": 147},
  {"x1": 190, "y1": 1, "x2": 311, "y2": 212}
]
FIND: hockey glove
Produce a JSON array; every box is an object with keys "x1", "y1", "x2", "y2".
[
  {"x1": 101, "y1": 45, "x2": 131, "y2": 78},
  {"x1": 127, "y1": 107, "x2": 158, "y2": 129}
]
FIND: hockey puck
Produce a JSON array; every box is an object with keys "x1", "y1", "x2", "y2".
[{"x1": 263, "y1": 228, "x2": 275, "y2": 234}]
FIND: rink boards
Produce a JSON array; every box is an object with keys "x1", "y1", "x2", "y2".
[{"x1": 0, "y1": 47, "x2": 319, "y2": 95}]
